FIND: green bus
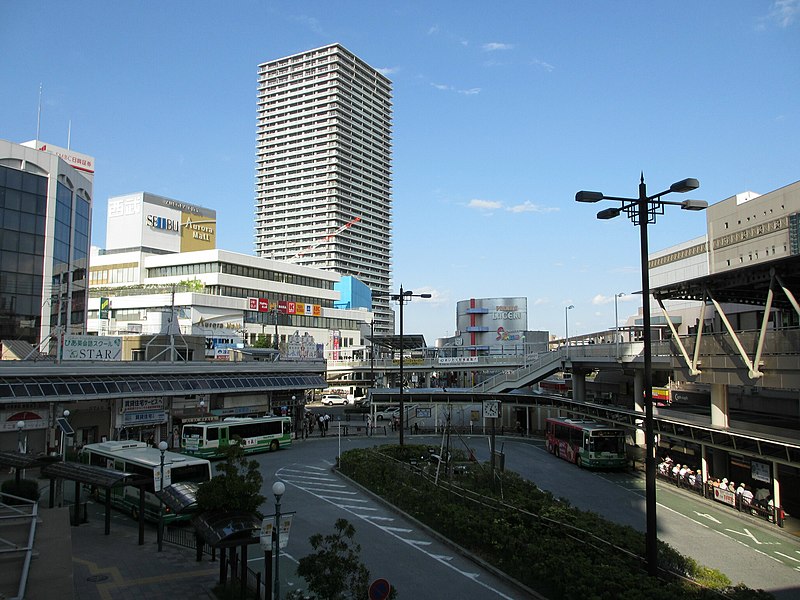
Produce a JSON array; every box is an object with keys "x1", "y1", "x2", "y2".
[
  {"x1": 181, "y1": 416, "x2": 292, "y2": 459},
  {"x1": 545, "y1": 417, "x2": 628, "y2": 469},
  {"x1": 79, "y1": 440, "x2": 212, "y2": 523}
]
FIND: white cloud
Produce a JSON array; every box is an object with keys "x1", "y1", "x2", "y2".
[
  {"x1": 592, "y1": 293, "x2": 633, "y2": 305},
  {"x1": 531, "y1": 58, "x2": 555, "y2": 72},
  {"x1": 290, "y1": 15, "x2": 325, "y2": 35},
  {"x1": 767, "y1": 0, "x2": 799, "y2": 27},
  {"x1": 482, "y1": 42, "x2": 513, "y2": 51},
  {"x1": 468, "y1": 199, "x2": 502, "y2": 210},
  {"x1": 377, "y1": 67, "x2": 398, "y2": 76},
  {"x1": 427, "y1": 25, "x2": 440, "y2": 35},
  {"x1": 506, "y1": 201, "x2": 559, "y2": 214},
  {"x1": 432, "y1": 83, "x2": 481, "y2": 95}
]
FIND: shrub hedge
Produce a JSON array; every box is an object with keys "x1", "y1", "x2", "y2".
[
  {"x1": 337, "y1": 445, "x2": 773, "y2": 600},
  {"x1": 1, "y1": 478, "x2": 41, "y2": 504}
]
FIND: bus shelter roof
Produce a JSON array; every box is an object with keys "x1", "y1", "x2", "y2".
[
  {"x1": 0, "y1": 451, "x2": 60, "y2": 470},
  {"x1": 40, "y1": 461, "x2": 142, "y2": 489},
  {"x1": 156, "y1": 481, "x2": 201, "y2": 515},
  {"x1": 192, "y1": 510, "x2": 261, "y2": 548}
]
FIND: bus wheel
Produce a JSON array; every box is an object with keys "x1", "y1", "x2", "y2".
[
  {"x1": 576, "y1": 455, "x2": 582, "y2": 468},
  {"x1": 270, "y1": 440, "x2": 279, "y2": 452},
  {"x1": 554, "y1": 446, "x2": 559, "y2": 459}
]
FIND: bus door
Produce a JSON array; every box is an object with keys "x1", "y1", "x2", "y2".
[
  {"x1": 112, "y1": 459, "x2": 127, "y2": 501},
  {"x1": 219, "y1": 426, "x2": 230, "y2": 448}
]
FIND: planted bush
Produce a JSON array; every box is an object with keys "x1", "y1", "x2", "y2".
[
  {"x1": 338, "y1": 445, "x2": 773, "y2": 600},
  {"x1": 1, "y1": 478, "x2": 40, "y2": 504}
]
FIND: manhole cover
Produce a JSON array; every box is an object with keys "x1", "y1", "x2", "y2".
[{"x1": 86, "y1": 575, "x2": 109, "y2": 583}]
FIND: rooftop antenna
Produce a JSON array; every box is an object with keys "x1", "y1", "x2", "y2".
[{"x1": 35, "y1": 83, "x2": 43, "y2": 144}]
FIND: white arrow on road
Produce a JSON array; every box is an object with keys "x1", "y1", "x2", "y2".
[
  {"x1": 692, "y1": 511, "x2": 721, "y2": 524},
  {"x1": 723, "y1": 527, "x2": 778, "y2": 545}
]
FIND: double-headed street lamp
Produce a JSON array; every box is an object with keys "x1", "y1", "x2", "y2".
[
  {"x1": 614, "y1": 292, "x2": 625, "y2": 358},
  {"x1": 272, "y1": 480, "x2": 286, "y2": 600},
  {"x1": 157, "y1": 440, "x2": 168, "y2": 552},
  {"x1": 372, "y1": 285, "x2": 431, "y2": 447},
  {"x1": 576, "y1": 174, "x2": 706, "y2": 575},
  {"x1": 565, "y1": 305, "x2": 574, "y2": 357}
]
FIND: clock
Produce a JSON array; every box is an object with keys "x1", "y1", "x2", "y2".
[{"x1": 483, "y1": 400, "x2": 500, "y2": 419}]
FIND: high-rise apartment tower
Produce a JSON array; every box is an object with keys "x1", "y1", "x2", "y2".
[{"x1": 255, "y1": 44, "x2": 393, "y2": 334}]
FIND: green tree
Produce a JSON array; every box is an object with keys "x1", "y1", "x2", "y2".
[
  {"x1": 295, "y1": 518, "x2": 394, "y2": 600},
  {"x1": 252, "y1": 334, "x2": 272, "y2": 349},
  {"x1": 196, "y1": 441, "x2": 265, "y2": 515},
  {"x1": 179, "y1": 278, "x2": 205, "y2": 292}
]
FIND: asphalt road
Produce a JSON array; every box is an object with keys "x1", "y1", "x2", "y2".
[
  {"x1": 244, "y1": 433, "x2": 532, "y2": 600},
  {"x1": 240, "y1": 432, "x2": 800, "y2": 599},
  {"x1": 474, "y1": 436, "x2": 800, "y2": 600}
]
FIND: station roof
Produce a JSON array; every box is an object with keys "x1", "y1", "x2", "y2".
[
  {"x1": 0, "y1": 371, "x2": 327, "y2": 402},
  {"x1": 653, "y1": 254, "x2": 800, "y2": 309},
  {"x1": 367, "y1": 334, "x2": 427, "y2": 351}
]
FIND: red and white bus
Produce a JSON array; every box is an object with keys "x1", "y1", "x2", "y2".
[{"x1": 545, "y1": 417, "x2": 628, "y2": 469}]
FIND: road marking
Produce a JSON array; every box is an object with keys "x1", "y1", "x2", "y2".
[
  {"x1": 693, "y1": 511, "x2": 721, "y2": 524},
  {"x1": 723, "y1": 527, "x2": 778, "y2": 546},
  {"x1": 276, "y1": 464, "x2": 518, "y2": 599},
  {"x1": 774, "y1": 551, "x2": 800, "y2": 564}
]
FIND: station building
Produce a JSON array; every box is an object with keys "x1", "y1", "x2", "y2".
[
  {"x1": 0, "y1": 138, "x2": 94, "y2": 353},
  {"x1": 88, "y1": 193, "x2": 373, "y2": 360}
]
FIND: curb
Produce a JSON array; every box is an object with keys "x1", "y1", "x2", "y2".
[{"x1": 332, "y1": 463, "x2": 546, "y2": 600}]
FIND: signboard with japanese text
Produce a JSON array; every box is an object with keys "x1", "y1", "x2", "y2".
[{"x1": 63, "y1": 335, "x2": 122, "y2": 361}]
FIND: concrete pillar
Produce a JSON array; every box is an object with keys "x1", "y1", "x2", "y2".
[
  {"x1": 773, "y1": 460, "x2": 782, "y2": 511},
  {"x1": 710, "y1": 383, "x2": 729, "y2": 429},
  {"x1": 633, "y1": 369, "x2": 645, "y2": 446},
  {"x1": 571, "y1": 370, "x2": 587, "y2": 402},
  {"x1": 700, "y1": 445, "x2": 708, "y2": 484}
]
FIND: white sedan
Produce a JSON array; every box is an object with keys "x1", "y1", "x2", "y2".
[{"x1": 321, "y1": 394, "x2": 348, "y2": 406}]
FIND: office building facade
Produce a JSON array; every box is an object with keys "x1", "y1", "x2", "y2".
[
  {"x1": 0, "y1": 139, "x2": 93, "y2": 352},
  {"x1": 255, "y1": 44, "x2": 393, "y2": 334}
]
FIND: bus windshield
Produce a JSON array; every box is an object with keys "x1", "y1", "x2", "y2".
[{"x1": 589, "y1": 435, "x2": 624, "y2": 454}]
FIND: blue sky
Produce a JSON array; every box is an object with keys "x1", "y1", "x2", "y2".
[{"x1": 2, "y1": 1, "x2": 799, "y2": 343}]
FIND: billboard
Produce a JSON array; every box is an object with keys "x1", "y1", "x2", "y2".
[
  {"x1": 63, "y1": 335, "x2": 122, "y2": 361},
  {"x1": 106, "y1": 192, "x2": 216, "y2": 253}
]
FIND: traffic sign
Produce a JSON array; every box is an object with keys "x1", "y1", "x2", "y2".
[{"x1": 368, "y1": 578, "x2": 391, "y2": 600}]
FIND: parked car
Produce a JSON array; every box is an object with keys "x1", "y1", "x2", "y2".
[
  {"x1": 321, "y1": 394, "x2": 348, "y2": 406},
  {"x1": 375, "y1": 406, "x2": 399, "y2": 420}
]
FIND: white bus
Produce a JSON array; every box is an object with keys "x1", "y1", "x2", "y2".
[
  {"x1": 79, "y1": 440, "x2": 212, "y2": 523},
  {"x1": 181, "y1": 415, "x2": 292, "y2": 459}
]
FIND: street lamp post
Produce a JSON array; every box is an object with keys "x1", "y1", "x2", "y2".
[
  {"x1": 271, "y1": 307, "x2": 280, "y2": 351},
  {"x1": 272, "y1": 481, "x2": 285, "y2": 600},
  {"x1": 16, "y1": 421, "x2": 26, "y2": 481},
  {"x1": 565, "y1": 305, "x2": 574, "y2": 357},
  {"x1": 372, "y1": 285, "x2": 431, "y2": 447},
  {"x1": 157, "y1": 440, "x2": 168, "y2": 552},
  {"x1": 614, "y1": 293, "x2": 625, "y2": 358},
  {"x1": 576, "y1": 174, "x2": 705, "y2": 575},
  {"x1": 369, "y1": 318, "x2": 376, "y2": 387}
]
